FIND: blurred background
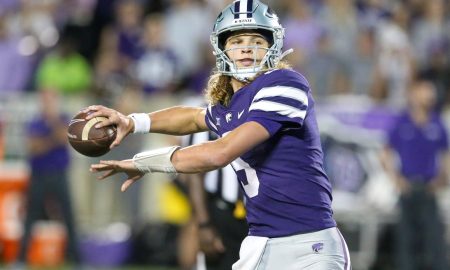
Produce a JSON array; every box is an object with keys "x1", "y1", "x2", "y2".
[{"x1": 0, "y1": 0, "x2": 449, "y2": 269}]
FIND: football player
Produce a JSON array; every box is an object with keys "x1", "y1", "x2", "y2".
[{"x1": 87, "y1": 1, "x2": 351, "y2": 269}]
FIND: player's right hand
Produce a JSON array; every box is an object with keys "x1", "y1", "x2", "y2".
[{"x1": 83, "y1": 105, "x2": 134, "y2": 149}]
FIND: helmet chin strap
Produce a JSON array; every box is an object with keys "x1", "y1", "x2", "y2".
[
  {"x1": 229, "y1": 66, "x2": 261, "y2": 82},
  {"x1": 229, "y1": 48, "x2": 295, "y2": 81}
]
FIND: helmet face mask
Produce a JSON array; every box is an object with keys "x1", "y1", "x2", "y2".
[{"x1": 211, "y1": 0, "x2": 285, "y2": 81}]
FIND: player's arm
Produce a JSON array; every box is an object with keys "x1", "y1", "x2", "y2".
[
  {"x1": 90, "y1": 121, "x2": 270, "y2": 191},
  {"x1": 171, "y1": 121, "x2": 269, "y2": 173},
  {"x1": 149, "y1": 106, "x2": 208, "y2": 135},
  {"x1": 187, "y1": 173, "x2": 210, "y2": 225},
  {"x1": 84, "y1": 105, "x2": 208, "y2": 148}
]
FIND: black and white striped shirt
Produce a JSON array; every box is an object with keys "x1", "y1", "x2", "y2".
[{"x1": 182, "y1": 131, "x2": 242, "y2": 204}]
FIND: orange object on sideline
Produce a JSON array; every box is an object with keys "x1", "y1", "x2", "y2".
[
  {"x1": 0, "y1": 165, "x2": 67, "y2": 267},
  {"x1": 0, "y1": 165, "x2": 28, "y2": 263},
  {"x1": 27, "y1": 221, "x2": 67, "y2": 267}
]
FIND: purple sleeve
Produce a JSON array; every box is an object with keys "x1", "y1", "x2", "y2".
[
  {"x1": 204, "y1": 105, "x2": 219, "y2": 134},
  {"x1": 247, "y1": 115, "x2": 283, "y2": 136},
  {"x1": 247, "y1": 87, "x2": 310, "y2": 136}
]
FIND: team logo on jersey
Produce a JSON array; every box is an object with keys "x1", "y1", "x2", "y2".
[
  {"x1": 226, "y1": 112, "x2": 232, "y2": 123},
  {"x1": 312, "y1": 243, "x2": 324, "y2": 253},
  {"x1": 238, "y1": 109, "x2": 245, "y2": 119}
]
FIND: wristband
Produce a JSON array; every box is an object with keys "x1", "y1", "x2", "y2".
[
  {"x1": 133, "y1": 146, "x2": 180, "y2": 174},
  {"x1": 129, "y1": 113, "x2": 151, "y2": 134}
]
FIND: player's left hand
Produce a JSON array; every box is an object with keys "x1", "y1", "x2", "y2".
[{"x1": 90, "y1": 159, "x2": 144, "y2": 192}]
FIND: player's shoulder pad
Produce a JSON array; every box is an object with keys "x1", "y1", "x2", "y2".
[{"x1": 257, "y1": 68, "x2": 310, "y2": 92}]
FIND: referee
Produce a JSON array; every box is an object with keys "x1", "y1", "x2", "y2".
[{"x1": 182, "y1": 131, "x2": 248, "y2": 270}]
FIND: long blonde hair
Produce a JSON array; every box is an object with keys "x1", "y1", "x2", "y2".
[{"x1": 205, "y1": 61, "x2": 291, "y2": 107}]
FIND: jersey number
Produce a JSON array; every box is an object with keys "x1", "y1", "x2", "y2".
[{"x1": 231, "y1": 158, "x2": 260, "y2": 198}]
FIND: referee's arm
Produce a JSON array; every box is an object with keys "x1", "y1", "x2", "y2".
[
  {"x1": 183, "y1": 132, "x2": 225, "y2": 255},
  {"x1": 188, "y1": 172, "x2": 210, "y2": 226}
]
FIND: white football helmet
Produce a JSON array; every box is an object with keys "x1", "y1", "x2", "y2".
[{"x1": 211, "y1": 0, "x2": 287, "y2": 81}]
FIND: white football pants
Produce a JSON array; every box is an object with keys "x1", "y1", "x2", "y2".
[{"x1": 232, "y1": 227, "x2": 351, "y2": 270}]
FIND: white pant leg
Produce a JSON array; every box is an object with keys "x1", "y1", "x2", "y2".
[
  {"x1": 257, "y1": 227, "x2": 351, "y2": 270},
  {"x1": 232, "y1": 236, "x2": 269, "y2": 270}
]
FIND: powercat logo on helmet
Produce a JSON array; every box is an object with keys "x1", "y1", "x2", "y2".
[{"x1": 233, "y1": 18, "x2": 255, "y2": 24}]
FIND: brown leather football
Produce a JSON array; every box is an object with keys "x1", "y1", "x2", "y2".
[{"x1": 67, "y1": 110, "x2": 116, "y2": 157}]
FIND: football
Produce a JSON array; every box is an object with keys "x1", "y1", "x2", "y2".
[{"x1": 67, "y1": 110, "x2": 117, "y2": 157}]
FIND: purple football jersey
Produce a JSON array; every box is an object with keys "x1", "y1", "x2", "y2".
[{"x1": 205, "y1": 69, "x2": 336, "y2": 237}]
